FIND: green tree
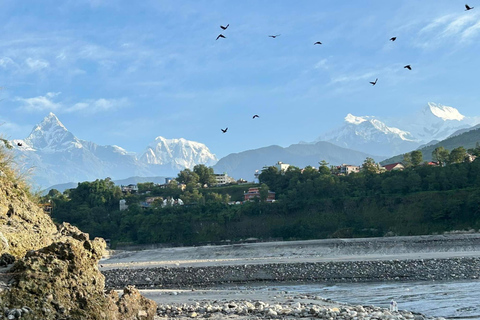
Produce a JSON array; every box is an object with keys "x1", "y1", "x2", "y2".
[
  {"x1": 362, "y1": 157, "x2": 379, "y2": 174},
  {"x1": 138, "y1": 182, "x2": 155, "y2": 193},
  {"x1": 193, "y1": 164, "x2": 217, "y2": 187},
  {"x1": 318, "y1": 160, "x2": 331, "y2": 175},
  {"x1": 448, "y1": 146, "x2": 467, "y2": 164},
  {"x1": 176, "y1": 168, "x2": 200, "y2": 185},
  {"x1": 432, "y1": 147, "x2": 450, "y2": 166},
  {"x1": 259, "y1": 183, "x2": 270, "y2": 201},
  {"x1": 411, "y1": 150, "x2": 423, "y2": 167},
  {"x1": 402, "y1": 153, "x2": 412, "y2": 168}
]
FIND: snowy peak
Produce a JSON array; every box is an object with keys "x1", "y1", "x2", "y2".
[
  {"x1": 140, "y1": 136, "x2": 218, "y2": 168},
  {"x1": 315, "y1": 102, "x2": 478, "y2": 157},
  {"x1": 425, "y1": 102, "x2": 464, "y2": 121},
  {"x1": 345, "y1": 114, "x2": 368, "y2": 125},
  {"x1": 336, "y1": 114, "x2": 413, "y2": 142},
  {"x1": 24, "y1": 112, "x2": 81, "y2": 151}
]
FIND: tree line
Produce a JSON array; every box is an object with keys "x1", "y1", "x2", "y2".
[{"x1": 42, "y1": 153, "x2": 480, "y2": 248}]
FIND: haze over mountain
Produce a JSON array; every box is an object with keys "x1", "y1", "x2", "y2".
[
  {"x1": 316, "y1": 103, "x2": 479, "y2": 157},
  {"x1": 10, "y1": 113, "x2": 217, "y2": 189},
  {"x1": 213, "y1": 141, "x2": 384, "y2": 181}
]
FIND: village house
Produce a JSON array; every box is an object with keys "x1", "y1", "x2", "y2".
[
  {"x1": 244, "y1": 187, "x2": 276, "y2": 202},
  {"x1": 121, "y1": 184, "x2": 138, "y2": 194},
  {"x1": 214, "y1": 173, "x2": 236, "y2": 186},
  {"x1": 382, "y1": 162, "x2": 405, "y2": 171},
  {"x1": 337, "y1": 164, "x2": 360, "y2": 175}
]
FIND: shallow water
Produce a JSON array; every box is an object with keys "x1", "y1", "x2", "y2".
[{"x1": 253, "y1": 280, "x2": 480, "y2": 319}]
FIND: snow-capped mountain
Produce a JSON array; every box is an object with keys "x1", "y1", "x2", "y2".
[
  {"x1": 140, "y1": 136, "x2": 217, "y2": 170},
  {"x1": 396, "y1": 102, "x2": 477, "y2": 143},
  {"x1": 316, "y1": 103, "x2": 479, "y2": 156},
  {"x1": 10, "y1": 113, "x2": 217, "y2": 189},
  {"x1": 317, "y1": 114, "x2": 418, "y2": 156}
]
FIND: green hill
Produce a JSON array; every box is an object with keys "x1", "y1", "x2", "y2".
[{"x1": 381, "y1": 126, "x2": 480, "y2": 165}]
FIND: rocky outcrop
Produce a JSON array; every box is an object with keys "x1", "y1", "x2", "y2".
[{"x1": 0, "y1": 147, "x2": 157, "y2": 319}]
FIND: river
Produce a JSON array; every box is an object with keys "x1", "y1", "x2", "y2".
[{"x1": 239, "y1": 280, "x2": 480, "y2": 319}]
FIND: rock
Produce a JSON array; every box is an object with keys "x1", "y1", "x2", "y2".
[{"x1": 0, "y1": 253, "x2": 15, "y2": 267}]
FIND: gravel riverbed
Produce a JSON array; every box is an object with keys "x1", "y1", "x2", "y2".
[{"x1": 101, "y1": 235, "x2": 480, "y2": 319}]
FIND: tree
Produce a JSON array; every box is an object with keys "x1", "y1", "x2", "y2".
[
  {"x1": 432, "y1": 147, "x2": 450, "y2": 166},
  {"x1": 402, "y1": 153, "x2": 412, "y2": 168},
  {"x1": 448, "y1": 146, "x2": 466, "y2": 164},
  {"x1": 193, "y1": 164, "x2": 217, "y2": 187},
  {"x1": 318, "y1": 160, "x2": 331, "y2": 175},
  {"x1": 362, "y1": 157, "x2": 379, "y2": 174},
  {"x1": 467, "y1": 142, "x2": 480, "y2": 157},
  {"x1": 176, "y1": 168, "x2": 199, "y2": 185},
  {"x1": 259, "y1": 183, "x2": 270, "y2": 202},
  {"x1": 411, "y1": 150, "x2": 423, "y2": 167}
]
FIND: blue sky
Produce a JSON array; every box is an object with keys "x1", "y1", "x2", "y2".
[{"x1": 1, "y1": 0, "x2": 480, "y2": 159}]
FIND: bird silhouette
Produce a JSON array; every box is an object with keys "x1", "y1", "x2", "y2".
[
  {"x1": 216, "y1": 34, "x2": 226, "y2": 40},
  {"x1": 220, "y1": 24, "x2": 229, "y2": 30},
  {"x1": 221, "y1": 127, "x2": 228, "y2": 133},
  {"x1": 465, "y1": 4, "x2": 474, "y2": 10},
  {"x1": 404, "y1": 65, "x2": 412, "y2": 70},
  {"x1": 269, "y1": 34, "x2": 281, "y2": 38},
  {"x1": 314, "y1": 41, "x2": 322, "y2": 45},
  {"x1": 370, "y1": 78, "x2": 378, "y2": 86},
  {"x1": 253, "y1": 115, "x2": 259, "y2": 119},
  {"x1": 390, "y1": 37, "x2": 397, "y2": 41},
  {"x1": 17, "y1": 142, "x2": 22, "y2": 147}
]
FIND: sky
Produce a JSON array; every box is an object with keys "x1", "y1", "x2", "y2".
[{"x1": 1, "y1": 0, "x2": 480, "y2": 159}]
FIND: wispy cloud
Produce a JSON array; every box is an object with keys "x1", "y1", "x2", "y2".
[
  {"x1": 66, "y1": 98, "x2": 129, "y2": 114},
  {"x1": 314, "y1": 59, "x2": 329, "y2": 70},
  {"x1": 416, "y1": 11, "x2": 480, "y2": 48},
  {"x1": 25, "y1": 58, "x2": 50, "y2": 71},
  {"x1": 15, "y1": 92, "x2": 62, "y2": 112},
  {"x1": 15, "y1": 93, "x2": 128, "y2": 114}
]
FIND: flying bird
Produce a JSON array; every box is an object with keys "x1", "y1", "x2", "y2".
[
  {"x1": 216, "y1": 34, "x2": 226, "y2": 40},
  {"x1": 390, "y1": 37, "x2": 397, "y2": 41},
  {"x1": 269, "y1": 34, "x2": 281, "y2": 38},
  {"x1": 314, "y1": 41, "x2": 322, "y2": 45},
  {"x1": 465, "y1": 4, "x2": 474, "y2": 10},
  {"x1": 370, "y1": 78, "x2": 378, "y2": 86},
  {"x1": 253, "y1": 115, "x2": 259, "y2": 119},
  {"x1": 404, "y1": 65, "x2": 412, "y2": 70},
  {"x1": 220, "y1": 24, "x2": 229, "y2": 30},
  {"x1": 17, "y1": 142, "x2": 22, "y2": 147},
  {"x1": 221, "y1": 127, "x2": 228, "y2": 133}
]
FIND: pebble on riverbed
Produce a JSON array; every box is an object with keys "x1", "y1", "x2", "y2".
[{"x1": 155, "y1": 298, "x2": 439, "y2": 320}]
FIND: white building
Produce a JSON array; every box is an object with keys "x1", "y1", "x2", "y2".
[
  {"x1": 119, "y1": 199, "x2": 128, "y2": 211},
  {"x1": 275, "y1": 161, "x2": 290, "y2": 173},
  {"x1": 214, "y1": 173, "x2": 236, "y2": 186}
]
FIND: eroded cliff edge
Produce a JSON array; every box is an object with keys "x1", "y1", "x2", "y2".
[{"x1": 0, "y1": 147, "x2": 157, "y2": 320}]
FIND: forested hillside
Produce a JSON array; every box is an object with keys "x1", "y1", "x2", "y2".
[{"x1": 44, "y1": 159, "x2": 480, "y2": 248}]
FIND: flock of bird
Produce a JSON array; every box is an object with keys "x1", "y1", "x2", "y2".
[{"x1": 215, "y1": 4, "x2": 475, "y2": 134}]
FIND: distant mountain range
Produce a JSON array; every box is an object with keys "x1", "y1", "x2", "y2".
[
  {"x1": 8, "y1": 102, "x2": 480, "y2": 190},
  {"x1": 213, "y1": 141, "x2": 384, "y2": 181},
  {"x1": 381, "y1": 126, "x2": 480, "y2": 165},
  {"x1": 316, "y1": 102, "x2": 479, "y2": 156},
  {"x1": 11, "y1": 113, "x2": 217, "y2": 189}
]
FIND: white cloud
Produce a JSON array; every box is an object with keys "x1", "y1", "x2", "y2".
[
  {"x1": 15, "y1": 93, "x2": 127, "y2": 115},
  {"x1": 314, "y1": 59, "x2": 329, "y2": 70},
  {"x1": 25, "y1": 58, "x2": 50, "y2": 71},
  {"x1": 416, "y1": 11, "x2": 480, "y2": 48},
  {"x1": 15, "y1": 92, "x2": 62, "y2": 112},
  {"x1": 0, "y1": 57, "x2": 17, "y2": 69},
  {"x1": 331, "y1": 71, "x2": 377, "y2": 84},
  {"x1": 66, "y1": 98, "x2": 129, "y2": 114}
]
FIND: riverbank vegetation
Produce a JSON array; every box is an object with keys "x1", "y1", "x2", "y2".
[{"x1": 42, "y1": 158, "x2": 480, "y2": 248}]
